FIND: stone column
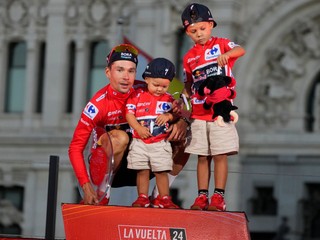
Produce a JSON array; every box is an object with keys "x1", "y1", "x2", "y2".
[
  {"x1": 42, "y1": 0, "x2": 68, "y2": 128},
  {"x1": 156, "y1": 3, "x2": 173, "y2": 58},
  {"x1": 72, "y1": 35, "x2": 89, "y2": 125},
  {"x1": 225, "y1": 155, "x2": 242, "y2": 210},
  {"x1": 23, "y1": 37, "x2": 39, "y2": 128}
]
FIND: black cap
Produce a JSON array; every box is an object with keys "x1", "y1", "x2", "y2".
[
  {"x1": 181, "y1": 3, "x2": 217, "y2": 29},
  {"x1": 142, "y1": 58, "x2": 175, "y2": 81},
  {"x1": 106, "y1": 44, "x2": 138, "y2": 67}
]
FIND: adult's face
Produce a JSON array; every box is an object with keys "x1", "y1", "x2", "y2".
[{"x1": 105, "y1": 60, "x2": 137, "y2": 93}]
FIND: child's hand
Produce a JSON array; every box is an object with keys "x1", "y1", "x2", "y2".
[
  {"x1": 217, "y1": 53, "x2": 230, "y2": 67},
  {"x1": 156, "y1": 114, "x2": 171, "y2": 126},
  {"x1": 136, "y1": 126, "x2": 152, "y2": 139}
]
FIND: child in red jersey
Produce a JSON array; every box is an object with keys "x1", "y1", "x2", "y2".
[
  {"x1": 126, "y1": 58, "x2": 180, "y2": 209},
  {"x1": 181, "y1": 3, "x2": 246, "y2": 211}
]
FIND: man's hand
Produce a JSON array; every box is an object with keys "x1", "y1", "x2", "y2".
[
  {"x1": 172, "y1": 99, "x2": 183, "y2": 115},
  {"x1": 167, "y1": 118, "x2": 189, "y2": 141},
  {"x1": 82, "y1": 182, "x2": 99, "y2": 205}
]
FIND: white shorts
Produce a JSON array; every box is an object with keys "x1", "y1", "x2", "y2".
[
  {"x1": 127, "y1": 139, "x2": 173, "y2": 172},
  {"x1": 185, "y1": 119, "x2": 239, "y2": 156}
]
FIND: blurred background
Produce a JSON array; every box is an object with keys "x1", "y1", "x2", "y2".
[{"x1": 0, "y1": 0, "x2": 320, "y2": 239}]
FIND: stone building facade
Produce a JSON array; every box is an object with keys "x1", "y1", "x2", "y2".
[{"x1": 0, "y1": 0, "x2": 319, "y2": 239}]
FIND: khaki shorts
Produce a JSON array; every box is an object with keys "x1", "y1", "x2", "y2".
[
  {"x1": 185, "y1": 119, "x2": 239, "y2": 156},
  {"x1": 127, "y1": 139, "x2": 173, "y2": 172}
]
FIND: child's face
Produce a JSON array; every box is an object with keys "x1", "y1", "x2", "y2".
[
  {"x1": 145, "y1": 77, "x2": 171, "y2": 96},
  {"x1": 186, "y1": 21, "x2": 213, "y2": 45}
]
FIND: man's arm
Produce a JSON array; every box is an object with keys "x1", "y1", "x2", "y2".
[
  {"x1": 68, "y1": 121, "x2": 93, "y2": 186},
  {"x1": 69, "y1": 118, "x2": 100, "y2": 205}
]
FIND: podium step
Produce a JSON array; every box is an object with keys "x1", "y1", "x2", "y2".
[{"x1": 62, "y1": 203, "x2": 250, "y2": 240}]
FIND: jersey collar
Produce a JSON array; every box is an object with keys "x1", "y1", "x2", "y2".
[
  {"x1": 107, "y1": 84, "x2": 133, "y2": 99},
  {"x1": 194, "y1": 37, "x2": 214, "y2": 49}
]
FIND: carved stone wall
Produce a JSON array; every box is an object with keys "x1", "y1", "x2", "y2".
[
  {"x1": 237, "y1": 0, "x2": 320, "y2": 132},
  {"x1": 251, "y1": 17, "x2": 320, "y2": 128},
  {"x1": 0, "y1": 0, "x2": 48, "y2": 40}
]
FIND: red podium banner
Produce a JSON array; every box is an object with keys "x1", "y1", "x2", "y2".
[{"x1": 62, "y1": 203, "x2": 250, "y2": 240}]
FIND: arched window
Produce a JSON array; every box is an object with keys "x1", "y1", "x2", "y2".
[{"x1": 305, "y1": 71, "x2": 320, "y2": 132}]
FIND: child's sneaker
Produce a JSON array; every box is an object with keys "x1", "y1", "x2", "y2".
[
  {"x1": 190, "y1": 194, "x2": 209, "y2": 210},
  {"x1": 132, "y1": 194, "x2": 150, "y2": 207},
  {"x1": 158, "y1": 195, "x2": 180, "y2": 209},
  {"x1": 150, "y1": 195, "x2": 161, "y2": 208},
  {"x1": 207, "y1": 193, "x2": 226, "y2": 211}
]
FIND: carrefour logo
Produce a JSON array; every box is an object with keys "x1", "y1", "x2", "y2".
[
  {"x1": 126, "y1": 103, "x2": 136, "y2": 111},
  {"x1": 156, "y1": 102, "x2": 172, "y2": 114},
  {"x1": 205, "y1": 45, "x2": 221, "y2": 60},
  {"x1": 83, "y1": 102, "x2": 99, "y2": 120}
]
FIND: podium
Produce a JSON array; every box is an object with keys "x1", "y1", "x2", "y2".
[{"x1": 62, "y1": 203, "x2": 250, "y2": 240}]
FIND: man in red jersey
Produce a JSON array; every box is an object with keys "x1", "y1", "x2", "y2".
[{"x1": 68, "y1": 44, "x2": 190, "y2": 205}]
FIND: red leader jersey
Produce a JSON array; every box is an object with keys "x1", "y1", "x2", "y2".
[
  {"x1": 69, "y1": 82, "x2": 145, "y2": 186},
  {"x1": 126, "y1": 87, "x2": 174, "y2": 144},
  {"x1": 183, "y1": 36, "x2": 240, "y2": 121}
]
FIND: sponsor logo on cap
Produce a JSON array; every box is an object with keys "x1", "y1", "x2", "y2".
[{"x1": 120, "y1": 52, "x2": 133, "y2": 59}]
